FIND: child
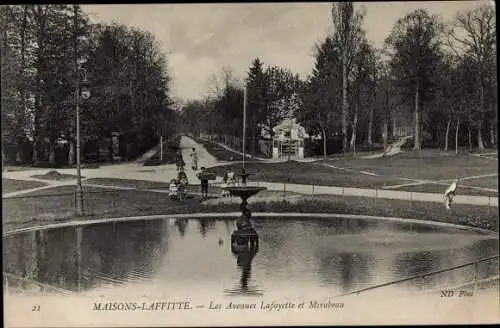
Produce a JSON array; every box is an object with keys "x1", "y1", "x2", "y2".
[
  {"x1": 190, "y1": 148, "x2": 198, "y2": 171},
  {"x1": 169, "y1": 178, "x2": 179, "y2": 200}
]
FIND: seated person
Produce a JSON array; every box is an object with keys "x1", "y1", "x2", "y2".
[{"x1": 169, "y1": 179, "x2": 179, "y2": 198}]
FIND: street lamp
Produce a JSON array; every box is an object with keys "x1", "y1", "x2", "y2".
[{"x1": 74, "y1": 5, "x2": 91, "y2": 216}]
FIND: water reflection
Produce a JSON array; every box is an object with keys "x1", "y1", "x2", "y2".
[
  {"x1": 174, "y1": 218, "x2": 188, "y2": 237},
  {"x1": 3, "y1": 217, "x2": 498, "y2": 297}
]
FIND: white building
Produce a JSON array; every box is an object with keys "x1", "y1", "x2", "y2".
[{"x1": 271, "y1": 118, "x2": 309, "y2": 159}]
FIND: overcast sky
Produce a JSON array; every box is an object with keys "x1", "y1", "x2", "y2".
[{"x1": 82, "y1": 1, "x2": 490, "y2": 102}]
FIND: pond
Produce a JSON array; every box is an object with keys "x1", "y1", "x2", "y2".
[{"x1": 3, "y1": 216, "x2": 498, "y2": 298}]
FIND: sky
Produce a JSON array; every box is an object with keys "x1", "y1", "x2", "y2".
[{"x1": 82, "y1": 1, "x2": 491, "y2": 102}]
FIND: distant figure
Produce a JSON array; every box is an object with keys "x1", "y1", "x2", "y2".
[
  {"x1": 169, "y1": 178, "x2": 179, "y2": 200},
  {"x1": 444, "y1": 178, "x2": 459, "y2": 210},
  {"x1": 222, "y1": 168, "x2": 231, "y2": 198},
  {"x1": 197, "y1": 166, "x2": 209, "y2": 199},
  {"x1": 190, "y1": 148, "x2": 198, "y2": 171}
]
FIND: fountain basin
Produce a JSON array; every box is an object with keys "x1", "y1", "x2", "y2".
[{"x1": 222, "y1": 186, "x2": 267, "y2": 199}]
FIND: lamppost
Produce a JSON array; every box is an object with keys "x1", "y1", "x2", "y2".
[{"x1": 74, "y1": 5, "x2": 90, "y2": 216}]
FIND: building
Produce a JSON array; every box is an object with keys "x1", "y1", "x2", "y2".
[{"x1": 271, "y1": 118, "x2": 309, "y2": 160}]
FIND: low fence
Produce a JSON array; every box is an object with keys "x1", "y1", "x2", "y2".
[{"x1": 337, "y1": 255, "x2": 499, "y2": 297}]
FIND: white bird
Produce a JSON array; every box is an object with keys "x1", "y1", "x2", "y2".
[{"x1": 444, "y1": 178, "x2": 459, "y2": 210}]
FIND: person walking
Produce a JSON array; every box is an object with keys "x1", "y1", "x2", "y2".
[{"x1": 190, "y1": 148, "x2": 198, "y2": 171}]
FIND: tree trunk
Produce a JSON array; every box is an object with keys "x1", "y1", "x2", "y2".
[
  {"x1": 490, "y1": 121, "x2": 495, "y2": 146},
  {"x1": 413, "y1": 80, "x2": 421, "y2": 151},
  {"x1": 68, "y1": 140, "x2": 75, "y2": 165},
  {"x1": 367, "y1": 105, "x2": 374, "y2": 145},
  {"x1": 18, "y1": 6, "x2": 28, "y2": 165},
  {"x1": 444, "y1": 117, "x2": 451, "y2": 151},
  {"x1": 342, "y1": 51, "x2": 348, "y2": 153},
  {"x1": 477, "y1": 120, "x2": 485, "y2": 150},
  {"x1": 392, "y1": 116, "x2": 397, "y2": 138},
  {"x1": 468, "y1": 124, "x2": 472, "y2": 152},
  {"x1": 49, "y1": 141, "x2": 55, "y2": 166},
  {"x1": 251, "y1": 113, "x2": 256, "y2": 157},
  {"x1": 350, "y1": 99, "x2": 358, "y2": 154},
  {"x1": 383, "y1": 117, "x2": 388, "y2": 152},
  {"x1": 477, "y1": 84, "x2": 485, "y2": 150},
  {"x1": 320, "y1": 124, "x2": 327, "y2": 159},
  {"x1": 455, "y1": 119, "x2": 460, "y2": 155}
]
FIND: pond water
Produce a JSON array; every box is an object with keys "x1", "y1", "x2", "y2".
[{"x1": 3, "y1": 217, "x2": 498, "y2": 298}]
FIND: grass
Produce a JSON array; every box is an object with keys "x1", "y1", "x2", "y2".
[
  {"x1": 321, "y1": 150, "x2": 498, "y2": 182},
  {"x1": 200, "y1": 194, "x2": 499, "y2": 232},
  {"x1": 84, "y1": 178, "x2": 171, "y2": 190},
  {"x1": 204, "y1": 161, "x2": 406, "y2": 188},
  {"x1": 143, "y1": 136, "x2": 181, "y2": 166},
  {"x1": 2, "y1": 178, "x2": 48, "y2": 194},
  {"x1": 30, "y1": 170, "x2": 81, "y2": 181},
  {"x1": 3, "y1": 183, "x2": 498, "y2": 233},
  {"x1": 200, "y1": 151, "x2": 497, "y2": 195},
  {"x1": 195, "y1": 138, "x2": 243, "y2": 162},
  {"x1": 2, "y1": 185, "x2": 203, "y2": 231}
]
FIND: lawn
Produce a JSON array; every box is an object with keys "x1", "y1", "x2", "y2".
[
  {"x1": 2, "y1": 178, "x2": 48, "y2": 194},
  {"x1": 201, "y1": 194, "x2": 498, "y2": 232},
  {"x1": 204, "y1": 161, "x2": 408, "y2": 188},
  {"x1": 2, "y1": 185, "x2": 203, "y2": 230},
  {"x1": 195, "y1": 138, "x2": 243, "y2": 162},
  {"x1": 143, "y1": 136, "x2": 181, "y2": 166},
  {"x1": 3, "y1": 184, "x2": 498, "y2": 233},
  {"x1": 84, "y1": 178, "x2": 171, "y2": 190},
  {"x1": 321, "y1": 151, "x2": 498, "y2": 182}
]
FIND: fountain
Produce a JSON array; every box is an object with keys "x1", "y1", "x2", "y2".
[{"x1": 223, "y1": 86, "x2": 266, "y2": 248}]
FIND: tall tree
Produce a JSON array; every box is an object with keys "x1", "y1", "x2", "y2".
[
  {"x1": 385, "y1": 9, "x2": 443, "y2": 151},
  {"x1": 297, "y1": 36, "x2": 342, "y2": 158},
  {"x1": 331, "y1": 2, "x2": 366, "y2": 153},
  {"x1": 447, "y1": 4, "x2": 496, "y2": 150},
  {"x1": 246, "y1": 57, "x2": 267, "y2": 156}
]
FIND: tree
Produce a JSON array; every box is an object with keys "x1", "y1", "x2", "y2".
[
  {"x1": 297, "y1": 36, "x2": 343, "y2": 158},
  {"x1": 385, "y1": 9, "x2": 443, "y2": 151},
  {"x1": 331, "y1": 1, "x2": 366, "y2": 153},
  {"x1": 264, "y1": 65, "x2": 302, "y2": 138},
  {"x1": 246, "y1": 57, "x2": 267, "y2": 156},
  {"x1": 447, "y1": 4, "x2": 496, "y2": 150},
  {"x1": 348, "y1": 39, "x2": 376, "y2": 153}
]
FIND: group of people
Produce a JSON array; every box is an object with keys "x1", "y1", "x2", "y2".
[
  {"x1": 169, "y1": 148, "x2": 199, "y2": 200},
  {"x1": 221, "y1": 169, "x2": 239, "y2": 197}
]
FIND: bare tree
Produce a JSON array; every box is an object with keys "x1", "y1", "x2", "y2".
[{"x1": 447, "y1": 4, "x2": 496, "y2": 150}]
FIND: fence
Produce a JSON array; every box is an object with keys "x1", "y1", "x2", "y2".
[{"x1": 337, "y1": 255, "x2": 499, "y2": 297}]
